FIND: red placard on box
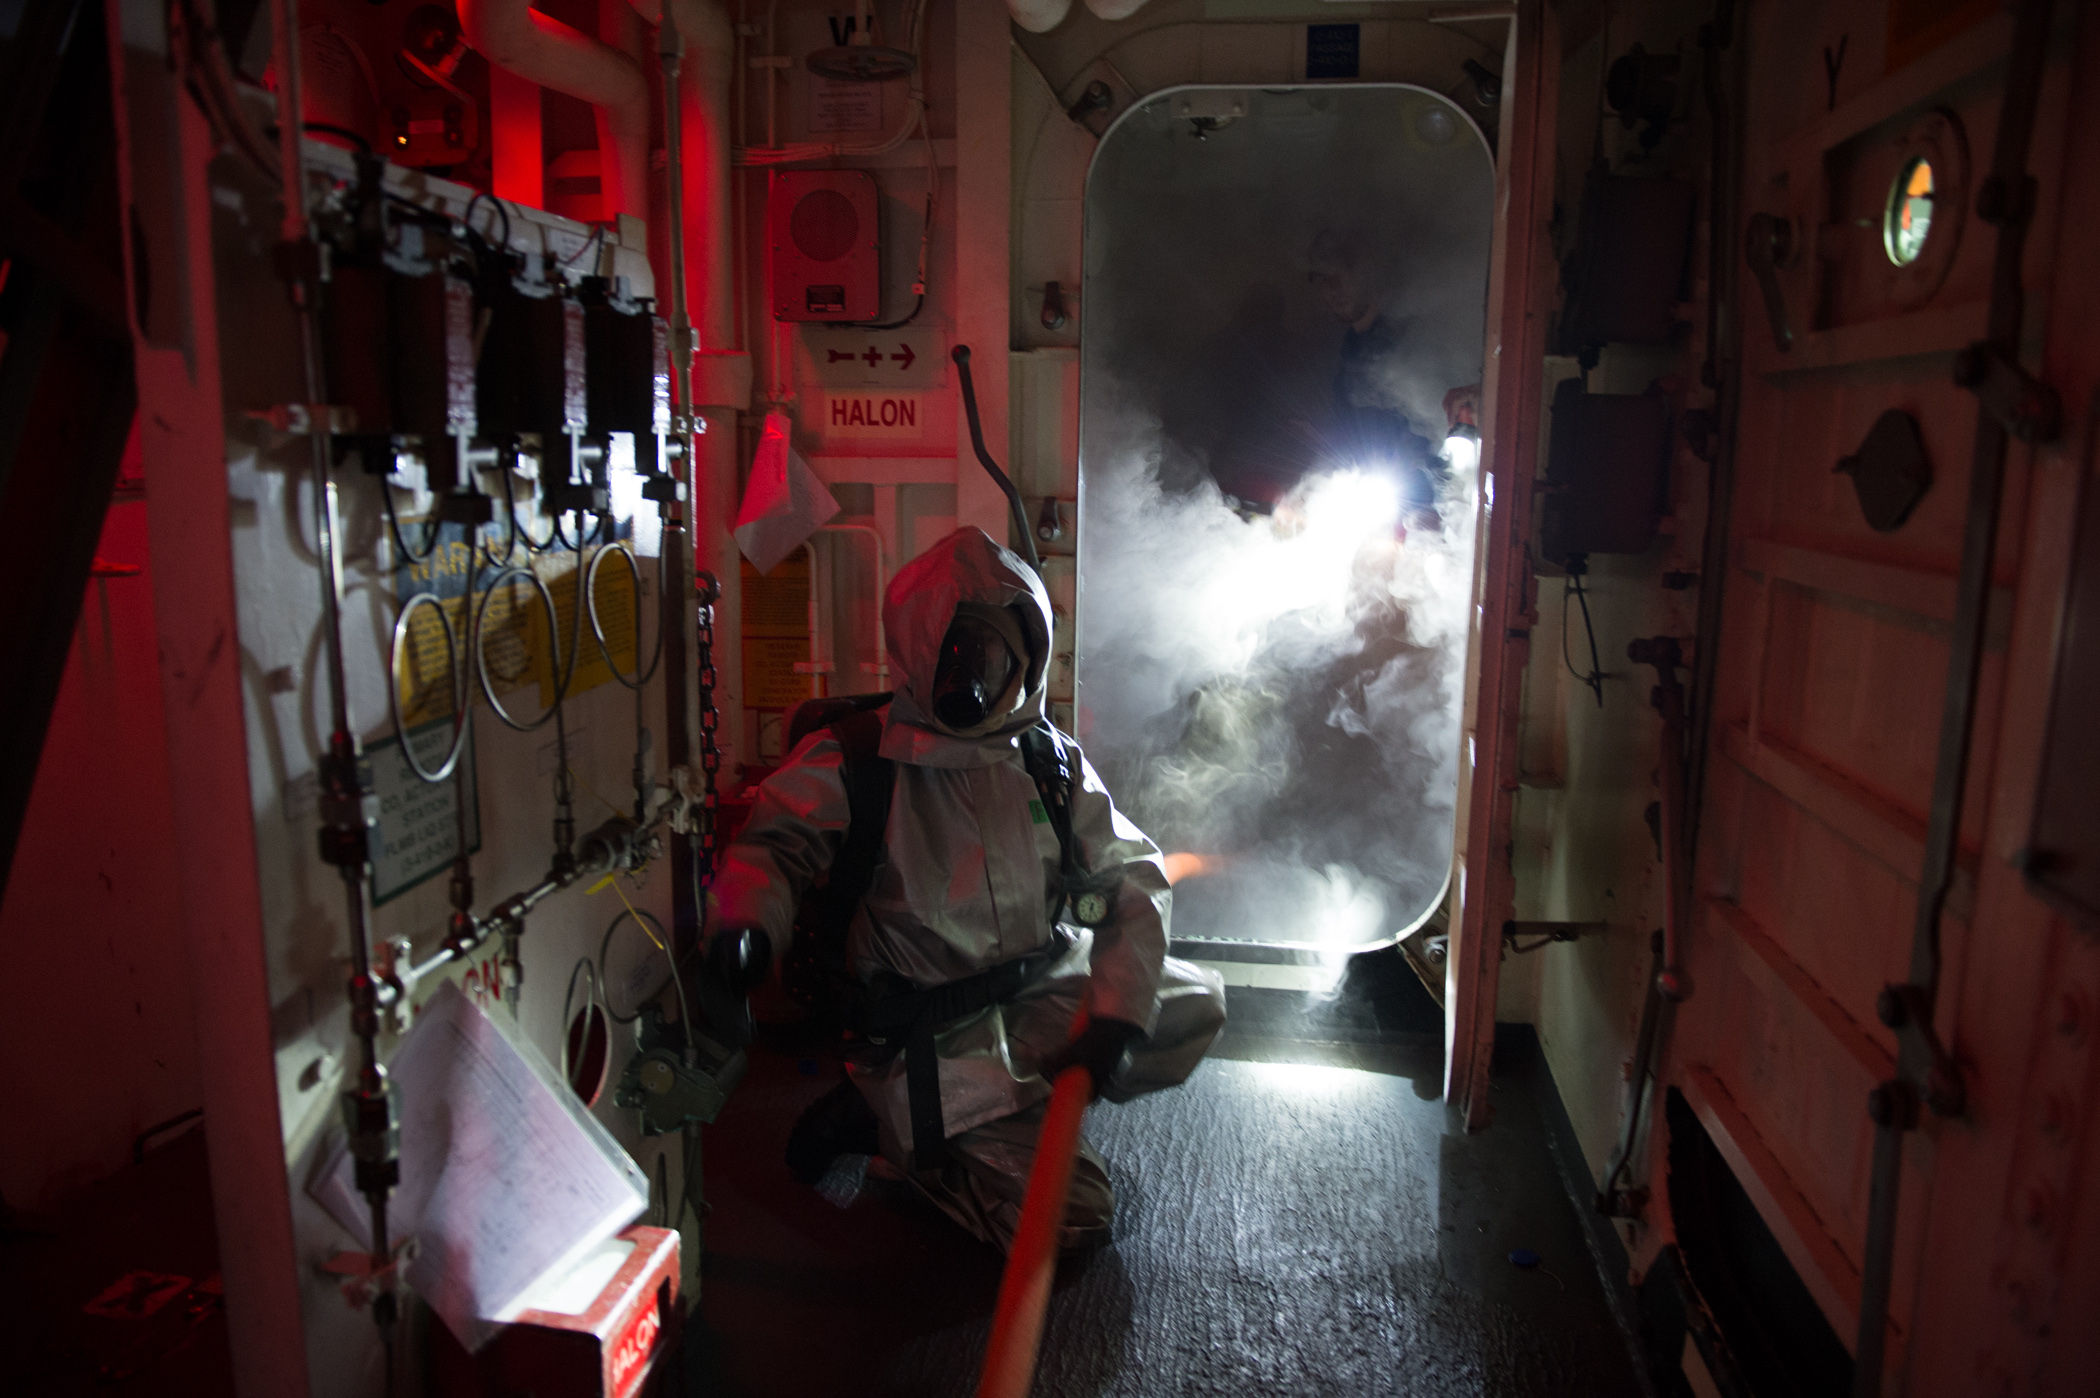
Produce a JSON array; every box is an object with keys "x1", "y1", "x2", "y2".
[{"x1": 430, "y1": 1225, "x2": 681, "y2": 1398}]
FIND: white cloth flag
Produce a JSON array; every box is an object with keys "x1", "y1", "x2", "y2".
[{"x1": 734, "y1": 411, "x2": 840, "y2": 574}]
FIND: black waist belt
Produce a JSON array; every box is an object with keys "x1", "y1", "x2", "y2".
[{"x1": 853, "y1": 932, "x2": 1070, "y2": 1172}]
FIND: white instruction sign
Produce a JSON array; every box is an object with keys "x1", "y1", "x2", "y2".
[
  {"x1": 368, "y1": 720, "x2": 480, "y2": 905},
  {"x1": 812, "y1": 329, "x2": 943, "y2": 389},
  {"x1": 819, "y1": 390, "x2": 932, "y2": 441},
  {"x1": 810, "y1": 78, "x2": 882, "y2": 135}
]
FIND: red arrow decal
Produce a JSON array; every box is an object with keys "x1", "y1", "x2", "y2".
[
  {"x1": 827, "y1": 349, "x2": 854, "y2": 364},
  {"x1": 891, "y1": 343, "x2": 916, "y2": 371}
]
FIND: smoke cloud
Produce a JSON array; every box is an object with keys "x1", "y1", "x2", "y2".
[{"x1": 1075, "y1": 86, "x2": 1494, "y2": 950}]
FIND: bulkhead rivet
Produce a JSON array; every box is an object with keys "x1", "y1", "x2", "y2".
[
  {"x1": 2023, "y1": 1181, "x2": 2056, "y2": 1233},
  {"x1": 2040, "y1": 1092, "x2": 2074, "y2": 1142},
  {"x1": 2057, "y1": 991, "x2": 2089, "y2": 1042}
]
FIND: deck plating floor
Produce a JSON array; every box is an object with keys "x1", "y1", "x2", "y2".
[{"x1": 687, "y1": 968, "x2": 1644, "y2": 1397}]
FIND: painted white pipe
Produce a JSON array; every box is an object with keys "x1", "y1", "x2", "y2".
[
  {"x1": 626, "y1": 0, "x2": 746, "y2": 762},
  {"x1": 455, "y1": 0, "x2": 651, "y2": 221},
  {"x1": 1007, "y1": 0, "x2": 1072, "y2": 34},
  {"x1": 821, "y1": 522, "x2": 889, "y2": 684},
  {"x1": 793, "y1": 541, "x2": 832, "y2": 698},
  {"x1": 626, "y1": 0, "x2": 736, "y2": 349}
]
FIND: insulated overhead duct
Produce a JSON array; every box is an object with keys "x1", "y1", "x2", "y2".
[
  {"x1": 455, "y1": 0, "x2": 650, "y2": 221},
  {"x1": 1007, "y1": 0, "x2": 1072, "y2": 32},
  {"x1": 1006, "y1": 0, "x2": 1154, "y2": 29}
]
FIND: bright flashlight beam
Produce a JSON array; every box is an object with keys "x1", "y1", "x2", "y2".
[
  {"x1": 1300, "y1": 469, "x2": 1401, "y2": 537},
  {"x1": 1443, "y1": 432, "x2": 1480, "y2": 475},
  {"x1": 1230, "y1": 470, "x2": 1406, "y2": 630}
]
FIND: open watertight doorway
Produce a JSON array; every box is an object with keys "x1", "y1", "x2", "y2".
[{"x1": 1073, "y1": 6, "x2": 1555, "y2": 1128}]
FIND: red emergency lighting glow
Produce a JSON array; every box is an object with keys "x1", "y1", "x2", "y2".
[
  {"x1": 489, "y1": 69, "x2": 544, "y2": 209},
  {"x1": 677, "y1": 82, "x2": 731, "y2": 343}
]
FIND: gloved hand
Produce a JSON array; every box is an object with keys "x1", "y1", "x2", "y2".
[
  {"x1": 1040, "y1": 1017, "x2": 1145, "y2": 1097},
  {"x1": 697, "y1": 925, "x2": 771, "y2": 1048}
]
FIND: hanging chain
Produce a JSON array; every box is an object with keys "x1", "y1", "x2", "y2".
[
  {"x1": 695, "y1": 571, "x2": 723, "y2": 891},
  {"x1": 552, "y1": 705, "x2": 578, "y2": 876},
  {"x1": 553, "y1": 747, "x2": 577, "y2": 866}
]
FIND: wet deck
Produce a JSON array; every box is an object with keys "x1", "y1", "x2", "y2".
[{"x1": 687, "y1": 956, "x2": 1646, "y2": 1397}]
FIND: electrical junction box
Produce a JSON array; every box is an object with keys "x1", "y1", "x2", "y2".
[
  {"x1": 1539, "y1": 380, "x2": 1670, "y2": 567},
  {"x1": 769, "y1": 170, "x2": 880, "y2": 322}
]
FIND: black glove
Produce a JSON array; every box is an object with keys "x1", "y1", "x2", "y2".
[
  {"x1": 1040, "y1": 1017, "x2": 1144, "y2": 1096},
  {"x1": 697, "y1": 925, "x2": 771, "y2": 1048}
]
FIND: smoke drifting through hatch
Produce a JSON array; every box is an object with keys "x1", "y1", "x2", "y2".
[{"x1": 1075, "y1": 86, "x2": 1495, "y2": 949}]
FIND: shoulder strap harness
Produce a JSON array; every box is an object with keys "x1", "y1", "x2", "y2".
[{"x1": 784, "y1": 701, "x2": 1110, "y2": 1171}]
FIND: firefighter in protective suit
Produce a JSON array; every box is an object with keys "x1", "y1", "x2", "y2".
[{"x1": 707, "y1": 526, "x2": 1227, "y2": 1251}]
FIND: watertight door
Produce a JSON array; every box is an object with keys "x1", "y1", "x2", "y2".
[
  {"x1": 1661, "y1": 2, "x2": 2100, "y2": 1391},
  {"x1": 1071, "y1": 11, "x2": 1558, "y2": 1129},
  {"x1": 1074, "y1": 84, "x2": 1494, "y2": 955}
]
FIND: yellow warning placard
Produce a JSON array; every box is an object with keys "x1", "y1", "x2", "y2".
[
  {"x1": 744, "y1": 637, "x2": 815, "y2": 709},
  {"x1": 390, "y1": 529, "x2": 640, "y2": 728},
  {"x1": 394, "y1": 537, "x2": 476, "y2": 728},
  {"x1": 532, "y1": 549, "x2": 642, "y2": 710},
  {"x1": 742, "y1": 555, "x2": 813, "y2": 709}
]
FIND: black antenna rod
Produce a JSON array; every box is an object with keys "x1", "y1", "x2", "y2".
[{"x1": 951, "y1": 345, "x2": 1041, "y2": 572}]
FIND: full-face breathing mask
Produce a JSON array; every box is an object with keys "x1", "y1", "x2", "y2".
[{"x1": 930, "y1": 610, "x2": 1020, "y2": 732}]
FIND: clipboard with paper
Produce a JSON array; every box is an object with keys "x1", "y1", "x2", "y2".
[{"x1": 310, "y1": 980, "x2": 649, "y2": 1353}]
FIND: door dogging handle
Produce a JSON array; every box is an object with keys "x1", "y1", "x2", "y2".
[{"x1": 1745, "y1": 212, "x2": 1795, "y2": 353}]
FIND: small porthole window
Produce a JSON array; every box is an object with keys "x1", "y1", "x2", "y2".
[{"x1": 1885, "y1": 156, "x2": 1935, "y2": 266}]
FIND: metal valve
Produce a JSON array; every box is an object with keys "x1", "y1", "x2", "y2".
[{"x1": 613, "y1": 1006, "x2": 747, "y2": 1136}]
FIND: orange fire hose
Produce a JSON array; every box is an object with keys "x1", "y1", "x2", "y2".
[{"x1": 974, "y1": 1064, "x2": 1094, "y2": 1398}]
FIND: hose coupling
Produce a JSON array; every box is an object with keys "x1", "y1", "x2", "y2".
[{"x1": 342, "y1": 1064, "x2": 401, "y2": 1197}]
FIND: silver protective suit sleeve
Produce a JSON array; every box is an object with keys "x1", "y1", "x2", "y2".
[{"x1": 712, "y1": 527, "x2": 1224, "y2": 1152}]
